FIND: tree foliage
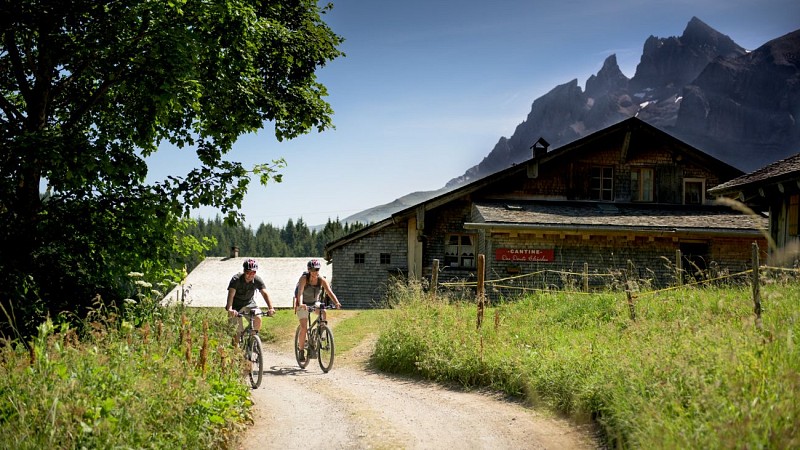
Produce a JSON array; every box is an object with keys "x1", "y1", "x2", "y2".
[
  {"x1": 182, "y1": 216, "x2": 367, "y2": 271},
  {"x1": 0, "y1": 0, "x2": 343, "y2": 337}
]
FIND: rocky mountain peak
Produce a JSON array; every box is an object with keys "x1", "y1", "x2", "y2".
[
  {"x1": 342, "y1": 19, "x2": 800, "y2": 227},
  {"x1": 760, "y1": 29, "x2": 800, "y2": 67},
  {"x1": 630, "y1": 17, "x2": 746, "y2": 97},
  {"x1": 681, "y1": 16, "x2": 740, "y2": 52},
  {"x1": 585, "y1": 54, "x2": 629, "y2": 97}
]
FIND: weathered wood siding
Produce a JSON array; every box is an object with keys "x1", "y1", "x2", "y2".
[
  {"x1": 478, "y1": 232, "x2": 767, "y2": 301},
  {"x1": 329, "y1": 223, "x2": 408, "y2": 309}
]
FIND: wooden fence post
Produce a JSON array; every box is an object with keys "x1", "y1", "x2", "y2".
[
  {"x1": 626, "y1": 291, "x2": 636, "y2": 321},
  {"x1": 676, "y1": 249, "x2": 683, "y2": 287},
  {"x1": 752, "y1": 242, "x2": 762, "y2": 329},
  {"x1": 476, "y1": 254, "x2": 485, "y2": 330},
  {"x1": 583, "y1": 262, "x2": 589, "y2": 292},
  {"x1": 625, "y1": 259, "x2": 636, "y2": 321},
  {"x1": 431, "y1": 259, "x2": 439, "y2": 298}
]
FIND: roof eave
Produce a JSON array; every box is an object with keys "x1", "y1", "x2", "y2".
[{"x1": 463, "y1": 222, "x2": 765, "y2": 238}]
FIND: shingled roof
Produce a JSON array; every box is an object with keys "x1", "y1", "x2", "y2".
[
  {"x1": 468, "y1": 201, "x2": 767, "y2": 234},
  {"x1": 709, "y1": 152, "x2": 800, "y2": 195}
]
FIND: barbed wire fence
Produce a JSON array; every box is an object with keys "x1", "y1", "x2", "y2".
[{"x1": 432, "y1": 242, "x2": 800, "y2": 331}]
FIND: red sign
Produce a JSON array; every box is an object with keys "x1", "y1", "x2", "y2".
[{"x1": 495, "y1": 248, "x2": 554, "y2": 262}]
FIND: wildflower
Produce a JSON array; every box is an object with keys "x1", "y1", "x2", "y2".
[
  {"x1": 135, "y1": 280, "x2": 153, "y2": 288},
  {"x1": 124, "y1": 298, "x2": 137, "y2": 305},
  {"x1": 128, "y1": 272, "x2": 144, "y2": 278}
]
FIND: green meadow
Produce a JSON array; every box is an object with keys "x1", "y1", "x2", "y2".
[
  {"x1": 372, "y1": 280, "x2": 800, "y2": 448},
  {"x1": 2, "y1": 278, "x2": 798, "y2": 448}
]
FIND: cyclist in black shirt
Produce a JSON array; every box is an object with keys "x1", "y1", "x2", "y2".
[{"x1": 226, "y1": 258, "x2": 275, "y2": 337}]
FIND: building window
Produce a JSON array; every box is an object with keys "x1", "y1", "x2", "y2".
[
  {"x1": 354, "y1": 253, "x2": 365, "y2": 264},
  {"x1": 683, "y1": 178, "x2": 706, "y2": 205},
  {"x1": 631, "y1": 168, "x2": 654, "y2": 202},
  {"x1": 380, "y1": 253, "x2": 391, "y2": 264},
  {"x1": 789, "y1": 194, "x2": 799, "y2": 236},
  {"x1": 444, "y1": 233, "x2": 476, "y2": 268},
  {"x1": 590, "y1": 167, "x2": 614, "y2": 201}
]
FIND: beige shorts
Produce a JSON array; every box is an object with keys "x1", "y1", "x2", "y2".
[
  {"x1": 230, "y1": 305, "x2": 261, "y2": 333},
  {"x1": 296, "y1": 304, "x2": 315, "y2": 320}
]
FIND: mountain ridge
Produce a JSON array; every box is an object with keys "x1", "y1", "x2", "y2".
[{"x1": 340, "y1": 17, "x2": 800, "y2": 226}]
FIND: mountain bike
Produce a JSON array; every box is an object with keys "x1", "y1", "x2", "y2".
[
  {"x1": 237, "y1": 310, "x2": 269, "y2": 389},
  {"x1": 294, "y1": 301, "x2": 336, "y2": 373}
]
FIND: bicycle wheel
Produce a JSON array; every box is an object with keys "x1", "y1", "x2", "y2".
[
  {"x1": 294, "y1": 325, "x2": 310, "y2": 369},
  {"x1": 247, "y1": 335, "x2": 264, "y2": 389},
  {"x1": 317, "y1": 325, "x2": 335, "y2": 373}
]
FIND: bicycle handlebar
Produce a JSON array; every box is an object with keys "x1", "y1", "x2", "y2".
[
  {"x1": 233, "y1": 310, "x2": 273, "y2": 317},
  {"x1": 305, "y1": 301, "x2": 338, "y2": 312}
]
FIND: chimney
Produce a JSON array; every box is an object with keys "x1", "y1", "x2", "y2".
[
  {"x1": 531, "y1": 137, "x2": 549, "y2": 159},
  {"x1": 230, "y1": 246, "x2": 239, "y2": 258}
]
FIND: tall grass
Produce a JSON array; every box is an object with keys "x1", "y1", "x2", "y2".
[
  {"x1": 373, "y1": 281, "x2": 800, "y2": 448},
  {"x1": 0, "y1": 305, "x2": 257, "y2": 449}
]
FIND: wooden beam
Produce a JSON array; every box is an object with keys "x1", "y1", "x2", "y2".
[{"x1": 620, "y1": 131, "x2": 631, "y2": 163}]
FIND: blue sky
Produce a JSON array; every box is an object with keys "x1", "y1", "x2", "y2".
[{"x1": 146, "y1": 0, "x2": 799, "y2": 228}]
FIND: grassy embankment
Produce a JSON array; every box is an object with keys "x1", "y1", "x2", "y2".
[
  {"x1": 2, "y1": 278, "x2": 797, "y2": 449},
  {"x1": 0, "y1": 303, "x2": 254, "y2": 449},
  {"x1": 369, "y1": 280, "x2": 799, "y2": 448},
  {"x1": 0, "y1": 299, "x2": 384, "y2": 450}
]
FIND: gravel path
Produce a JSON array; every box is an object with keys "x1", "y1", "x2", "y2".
[{"x1": 239, "y1": 331, "x2": 600, "y2": 449}]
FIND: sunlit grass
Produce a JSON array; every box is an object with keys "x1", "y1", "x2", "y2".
[
  {"x1": 0, "y1": 307, "x2": 251, "y2": 449},
  {"x1": 372, "y1": 281, "x2": 800, "y2": 448},
  {"x1": 4, "y1": 277, "x2": 798, "y2": 449},
  {"x1": 328, "y1": 309, "x2": 388, "y2": 354}
]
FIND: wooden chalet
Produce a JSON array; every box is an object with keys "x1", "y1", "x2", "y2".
[
  {"x1": 709, "y1": 152, "x2": 800, "y2": 265},
  {"x1": 326, "y1": 117, "x2": 768, "y2": 307}
]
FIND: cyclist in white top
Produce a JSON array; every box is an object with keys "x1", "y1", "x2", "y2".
[{"x1": 295, "y1": 259, "x2": 341, "y2": 361}]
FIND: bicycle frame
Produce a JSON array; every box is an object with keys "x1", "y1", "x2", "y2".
[
  {"x1": 239, "y1": 310, "x2": 268, "y2": 389},
  {"x1": 295, "y1": 302, "x2": 336, "y2": 372}
]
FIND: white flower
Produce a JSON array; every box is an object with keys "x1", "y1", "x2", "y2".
[
  {"x1": 124, "y1": 298, "x2": 137, "y2": 305},
  {"x1": 135, "y1": 280, "x2": 153, "y2": 288},
  {"x1": 127, "y1": 272, "x2": 144, "y2": 278}
]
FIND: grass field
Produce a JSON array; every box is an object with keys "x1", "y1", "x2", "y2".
[
  {"x1": 2, "y1": 279, "x2": 797, "y2": 448},
  {"x1": 371, "y1": 280, "x2": 800, "y2": 448}
]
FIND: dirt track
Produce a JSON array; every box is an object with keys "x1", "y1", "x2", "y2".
[{"x1": 239, "y1": 331, "x2": 600, "y2": 449}]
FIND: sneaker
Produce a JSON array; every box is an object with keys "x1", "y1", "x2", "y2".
[{"x1": 298, "y1": 350, "x2": 306, "y2": 362}]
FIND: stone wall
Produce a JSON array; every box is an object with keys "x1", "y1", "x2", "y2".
[{"x1": 330, "y1": 223, "x2": 408, "y2": 309}]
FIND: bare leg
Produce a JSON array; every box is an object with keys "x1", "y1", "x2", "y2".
[{"x1": 298, "y1": 317, "x2": 309, "y2": 348}]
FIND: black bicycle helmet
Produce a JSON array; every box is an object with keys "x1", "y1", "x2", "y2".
[{"x1": 243, "y1": 258, "x2": 259, "y2": 271}]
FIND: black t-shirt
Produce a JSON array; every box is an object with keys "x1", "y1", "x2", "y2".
[{"x1": 227, "y1": 273, "x2": 266, "y2": 310}]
